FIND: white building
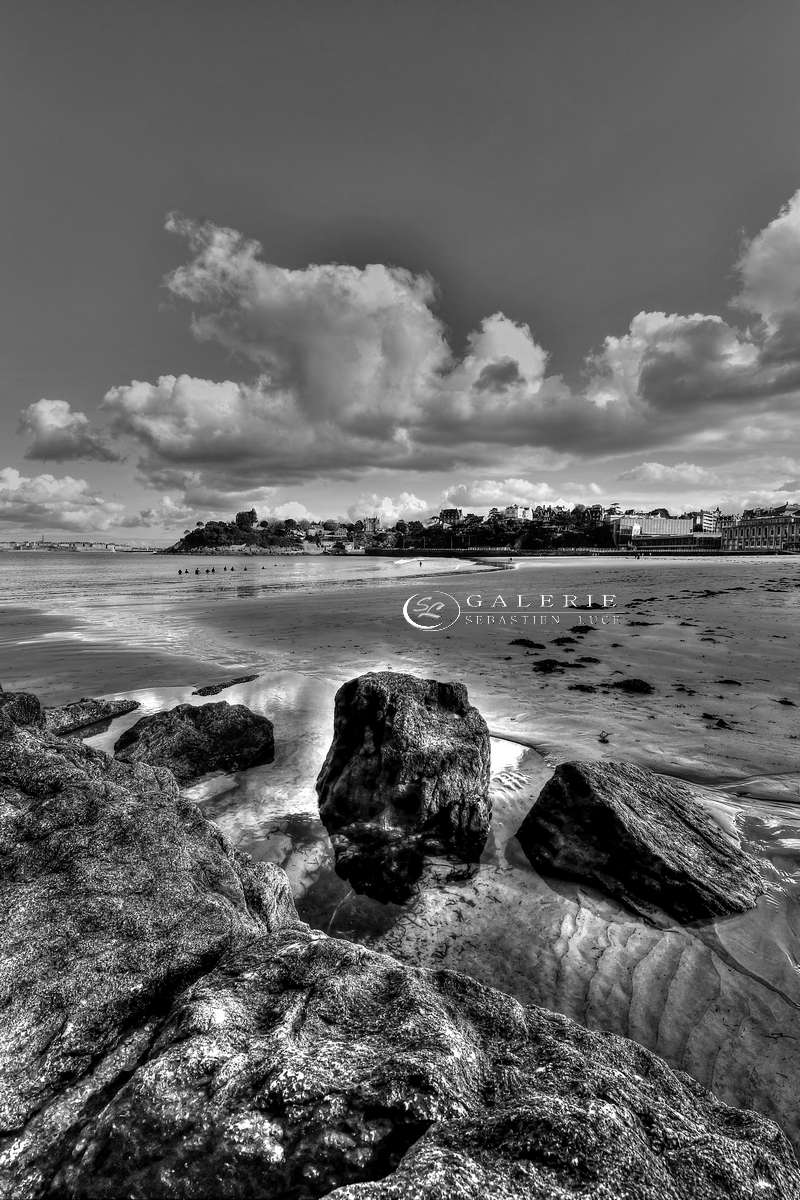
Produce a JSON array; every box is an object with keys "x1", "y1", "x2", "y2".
[{"x1": 613, "y1": 514, "x2": 693, "y2": 542}]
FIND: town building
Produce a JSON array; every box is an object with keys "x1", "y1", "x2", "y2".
[
  {"x1": 697, "y1": 508, "x2": 721, "y2": 533},
  {"x1": 362, "y1": 516, "x2": 381, "y2": 534},
  {"x1": 721, "y1": 505, "x2": 800, "y2": 552},
  {"x1": 438, "y1": 508, "x2": 463, "y2": 527},
  {"x1": 629, "y1": 532, "x2": 722, "y2": 553},
  {"x1": 503, "y1": 504, "x2": 533, "y2": 521},
  {"x1": 611, "y1": 514, "x2": 693, "y2": 543}
]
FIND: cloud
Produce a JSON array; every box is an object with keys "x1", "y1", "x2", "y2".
[
  {"x1": 99, "y1": 191, "x2": 800, "y2": 504},
  {"x1": 20, "y1": 399, "x2": 121, "y2": 463},
  {"x1": 734, "y1": 189, "x2": 800, "y2": 356},
  {"x1": 617, "y1": 461, "x2": 719, "y2": 485},
  {"x1": 346, "y1": 492, "x2": 430, "y2": 523},
  {"x1": 164, "y1": 213, "x2": 449, "y2": 433},
  {"x1": 440, "y1": 478, "x2": 556, "y2": 510},
  {"x1": 0, "y1": 468, "x2": 126, "y2": 532},
  {"x1": 134, "y1": 496, "x2": 197, "y2": 529}
]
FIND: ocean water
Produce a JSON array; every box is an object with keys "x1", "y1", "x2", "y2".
[{"x1": 0, "y1": 549, "x2": 466, "y2": 612}]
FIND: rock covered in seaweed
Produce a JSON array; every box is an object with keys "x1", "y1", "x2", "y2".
[
  {"x1": 0, "y1": 716, "x2": 797, "y2": 1198},
  {"x1": 516, "y1": 759, "x2": 763, "y2": 922},
  {"x1": 113, "y1": 699, "x2": 274, "y2": 783},
  {"x1": 315, "y1": 672, "x2": 491, "y2": 902}
]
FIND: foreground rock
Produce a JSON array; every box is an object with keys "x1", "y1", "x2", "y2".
[
  {"x1": 114, "y1": 699, "x2": 274, "y2": 783},
  {"x1": 316, "y1": 672, "x2": 491, "y2": 902},
  {"x1": 2, "y1": 719, "x2": 798, "y2": 1198},
  {"x1": 43, "y1": 695, "x2": 140, "y2": 736},
  {"x1": 0, "y1": 689, "x2": 44, "y2": 731},
  {"x1": 517, "y1": 760, "x2": 764, "y2": 922}
]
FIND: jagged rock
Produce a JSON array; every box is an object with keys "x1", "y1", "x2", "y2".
[
  {"x1": 315, "y1": 672, "x2": 491, "y2": 902},
  {"x1": 516, "y1": 760, "x2": 763, "y2": 922},
  {"x1": 1, "y1": 722, "x2": 798, "y2": 1198},
  {"x1": 43, "y1": 696, "x2": 140, "y2": 736},
  {"x1": 113, "y1": 700, "x2": 274, "y2": 783},
  {"x1": 0, "y1": 690, "x2": 44, "y2": 731}
]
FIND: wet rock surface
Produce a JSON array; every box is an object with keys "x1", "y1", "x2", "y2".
[
  {"x1": 1, "y1": 718, "x2": 798, "y2": 1199},
  {"x1": 316, "y1": 672, "x2": 491, "y2": 902},
  {"x1": 517, "y1": 760, "x2": 764, "y2": 922},
  {"x1": 192, "y1": 673, "x2": 260, "y2": 696},
  {"x1": 43, "y1": 695, "x2": 140, "y2": 736},
  {"x1": 113, "y1": 699, "x2": 275, "y2": 783}
]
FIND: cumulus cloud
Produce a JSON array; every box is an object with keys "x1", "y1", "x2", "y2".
[
  {"x1": 734, "y1": 190, "x2": 800, "y2": 355},
  {"x1": 164, "y1": 213, "x2": 449, "y2": 433},
  {"x1": 0, "y1": 468, "x2": 126, "y2": 531},
  {"x1": 20, "y1": 399, "x2": 121, "y2": 463},
  {"x1": 617, "y1": 461, "x2": 719, "y2": 485},
  {"x1": 346, "y1": 492, "x2": 430, "y2": 523},
  {"x1": 440, "y1": 478, "x2": 556, "y2": 510},
  {"x1": 98, "y1": 191, "x2": 800, "y2": 507}
]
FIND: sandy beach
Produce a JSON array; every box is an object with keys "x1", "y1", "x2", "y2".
[{"x1": 3, "y1": 552, "x2": 800, "y2": 1146}]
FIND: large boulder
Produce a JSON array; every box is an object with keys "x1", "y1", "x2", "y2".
[
  {"x1": 516, "y1": 760, "x2": 764, "y2": 922},
  {"x1": 0, "y1": 719, "x2": 798, "y2": 1198},
  {"x1": 315, "y1": 672, "x2": 491, "y2": 902},
  {"x1": 113, "y1": 700, "x2": 274, "y2": 783},
  {"x1": 43, "y1": 696, "x2": 140, "y2": 736}
]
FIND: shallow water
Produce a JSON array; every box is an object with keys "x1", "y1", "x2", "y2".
[{"x1": 0, "y1": 550, "x2": 478, "y2": 665}]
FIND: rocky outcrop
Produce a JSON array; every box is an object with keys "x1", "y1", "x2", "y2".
[
  {"x1": 516, "y1": 760, "x2": 764, "y2": 922},
  {"x1": 1, "y1": 720, "x2": 799, "y2": 1199},
  {"x1": 315, "y1": 673, "x2": 491, "y2": 902},
  {"x1": 113, "y1": 700, "x2": 274, "y2": 783},
  {"x1": 43, "y1": 696, "x2": 140, "y2": 736},
  {"x1": 0, "y1": 689, "x2": 44, "y2": 731}
]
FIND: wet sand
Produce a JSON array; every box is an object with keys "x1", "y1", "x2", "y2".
[{"x1": 177, "y1": 555, "x2": 800, "y2": 796}]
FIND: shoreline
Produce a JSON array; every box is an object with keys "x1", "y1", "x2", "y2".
[{"x1": 2, "y1": 555, "x2": 798, "y2": 796}]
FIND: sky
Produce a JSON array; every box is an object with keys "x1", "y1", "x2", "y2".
[{"x1": 2, "y1": 0, "x2": 800, "y2": 540}]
